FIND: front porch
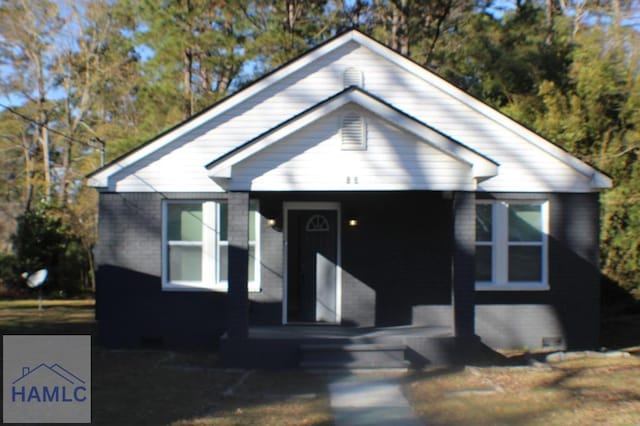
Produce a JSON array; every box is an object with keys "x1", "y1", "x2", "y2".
[{"x1": 222, "y1": 190, "x2": 480, "y2": 368}]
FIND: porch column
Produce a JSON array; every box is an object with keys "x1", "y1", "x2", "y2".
[
  {"x1": 227, "y1": 192, "x2": 250, "y2": 339},
  {"x1": 452, "y1": 191, "x2": 476, "y2": 339}
]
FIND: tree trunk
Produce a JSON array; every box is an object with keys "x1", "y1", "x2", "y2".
[
  {"x1": 39, "y1": 123, "x2": 51, "y2": 203},
  {"x1": 546, "y1": 0, "x2": 555, "y2": 45},
  {"x1": 183, "y1": 48, "x2": 194, "y2": 118},
  {"x1": 22, "y1": 134, "x2": 34, "y2": 212},
  {"x1": 35, "y1": 53, "x2": 51, "y2": 203}
]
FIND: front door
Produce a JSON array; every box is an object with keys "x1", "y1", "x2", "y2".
[{"x1": 287, "y1": 209, "x2": 338, "y2": 323}]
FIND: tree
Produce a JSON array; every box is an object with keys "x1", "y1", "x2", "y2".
[
  {"x1": 0, "y1": 0, "x2": 64, "y2": 204},
  {"x1": 7, "y1": 202, "x2": 89, "y2": 295},
  {"x1": 127, "y1": 0, "x2": 257, "y2": 121},
  {"x1": 366, "y1": 0, "x2": 475, "y2": 67}
]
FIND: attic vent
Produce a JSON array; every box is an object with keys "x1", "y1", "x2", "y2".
[
  {"x1": 341, "y1": 112, "x2": 366, "y2": 150},
  {"x1": 343, "y1": 67, "x2": 364, "y2": 88}
]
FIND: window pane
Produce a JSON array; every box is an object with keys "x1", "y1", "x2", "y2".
[
  {"x1": 508, "y1": 246, "x2": 542, "y2": 281},
  {"x1": 248, "y1": 245, "x2": 256, "y2": 281},
  {"x1": 476, "y1": 204, "x2": 492, "y2": 242},
  {"x1": 509, "y1": 204, "x2": 542, "y2": 242},
  {"x1": 169, "y1": 245, "x2": 202, "y2": 281},
  {"x1": 218, "y1": 245, "x2": 228, "y2": 281},
  {"x1": 168, "y1": 204, "x2": 202, "y2": 241},
  {"x1": 475, "y1": 246, "x2": 492, "y2": 281},
  {"x1": 219, "y1": 203, "x2": 228, "y2": 241}
]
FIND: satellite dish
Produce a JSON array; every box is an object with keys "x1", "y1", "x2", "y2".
[
  {"x1": 24, "y1": 269, "x2": 48, "y2": 288},
  {"x1": 22, "y1": 269, "x2": 48, "y2": 310}
]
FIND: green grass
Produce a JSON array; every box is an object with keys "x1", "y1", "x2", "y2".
[
  {"x1": 0, "y1": 299, "x2": 333, "y2": 425},
  {"x1": 0, "y1": 299, "x2": 95, "y2": 333}
]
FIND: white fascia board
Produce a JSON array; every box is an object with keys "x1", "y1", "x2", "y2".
[
  {"x1": 207, "y1": 89, "x2": 498, "y2": 180},
  {"x1": 87, "y1": 33, "x2": 363, "y2": 189},
  {"x1": 353, "y1": 32, "x2": 612, "y2": 189}
]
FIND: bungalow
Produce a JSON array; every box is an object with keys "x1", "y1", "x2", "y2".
[{"x1": 88, "y1": 30, "x2": 611, "y2": 368}]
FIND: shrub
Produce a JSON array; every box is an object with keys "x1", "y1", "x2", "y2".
[{"x1": 9, "y1": 203, "x2": 89, "y2": 296}]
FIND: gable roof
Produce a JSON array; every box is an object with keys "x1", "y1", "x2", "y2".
[
  {"x1": 206, "y1": 86, "x2": 498, "y2": 184},
  {"x1": 88, "y1": 29, "x2": 611, "y2": 190}
]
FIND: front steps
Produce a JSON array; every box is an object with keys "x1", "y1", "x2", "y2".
[
  {"x1": 220, "y1": 326, "x2": 499, "y2": 368},
  {"x1": 299, "y1": 343, "x2": 410, "y2": 369}
]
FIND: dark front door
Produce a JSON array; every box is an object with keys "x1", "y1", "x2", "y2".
[{"x1": 287, "y1": 209, "x2": 338, "y2": 323}]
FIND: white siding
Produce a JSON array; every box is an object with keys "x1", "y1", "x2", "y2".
[
  {"x1": 229, "y1": 107, "x2": 473, "y2": 191},
  {"x1": 109, "y1": 40, "x2": 595, "y2": 193}
]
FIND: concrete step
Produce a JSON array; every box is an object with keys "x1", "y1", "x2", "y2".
[
  {"x1": 300, "y1": 360, "x2": 411, "y2": 370},
  {"x1": 299, "y1": 343, "x2": 409, "y2": 369},
  {"x1": 300, "y1": 343, "x2": 407, "y2": 351}
]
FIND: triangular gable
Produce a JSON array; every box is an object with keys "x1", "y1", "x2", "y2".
[
  {"x1": 88, "y1": 31, "x2": 369, "y2": 188},
  {"x1": 206, "y1": 87, "x2": 498, "y2": 191},
  {"x1": 88, "y1": 29, "x2": 611, "y2": 191}
]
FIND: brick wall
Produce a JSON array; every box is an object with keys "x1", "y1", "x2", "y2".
[
  {"x1": 474, "y1": 192, "x2": 601, "y2": 350},
  {"x1": 95, "y1": 191, "x2": 601, "y2": 350}
]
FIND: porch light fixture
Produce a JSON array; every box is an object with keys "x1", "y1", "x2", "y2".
[
  {"x1": 348, "y1": 218, "x2": 359, "y2": 227},
  {"x1": 267, "y1": 218, "x2": 277, "y2": 227}
]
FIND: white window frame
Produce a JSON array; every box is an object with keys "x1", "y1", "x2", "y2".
[
  {"x1": 475, "y1": 200, "x2": 549, "y2": 291},
  {"x1": 162, "y1": 199, "x2": 261, "y2": 292}
]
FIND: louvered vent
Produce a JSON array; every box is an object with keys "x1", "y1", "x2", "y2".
[
  {"x1": 343, "y1": 67, "x2": 364, "y2": 88},
  {"x1": 341, "y1": 112, "x2": 366, "y2": 150}
]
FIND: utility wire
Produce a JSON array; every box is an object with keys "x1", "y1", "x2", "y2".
[
  {"x1": 1, "y1": 101, "x2": 266, "y2": 270},
  {"x1": 0, "y1": 102, "x2": 105, "y2": 154}
]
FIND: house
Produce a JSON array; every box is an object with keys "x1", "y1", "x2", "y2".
[{"x1": 88, "y1": 30, "x2": 611, "y2": 367}]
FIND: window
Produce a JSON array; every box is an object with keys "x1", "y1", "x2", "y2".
[
  {"x1": 163, "y1": 200, "x2": 260, "y2": 291},
  {"x1": 475, "y1": 201, "x2": 548, "y2": 290}
]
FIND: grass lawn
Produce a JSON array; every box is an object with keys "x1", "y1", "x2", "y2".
[
  {"x1": 3, "y1": 299, "x2": 640, "y2": 425},
  {"x1": 0, "y1": 299, "x2": 95, "y2": 334},
  {"x1": 405, "y1": 355, "x2": 640, "y2": 425},
  {"x1": 92, "y1": 350, "x2": 332, "y2": 426},
  {"x1": 0, "y1": 299, "x2": 332, "y2": 425}
]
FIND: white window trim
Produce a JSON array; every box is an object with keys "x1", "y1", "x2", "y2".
[
  {"x1": 162, "y1": 199, "x2": 261, "y2": 292},
  {"x1": 475, "y1": 200, "x2": 549, "y2": 291}
]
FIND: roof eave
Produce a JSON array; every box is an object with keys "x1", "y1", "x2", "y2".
[
  {"x1": 591, "y1": 173, "x2": 613, "y2": 190},
  {"x1": 87, "y1": 30, "x2": 363, "y2": 187}
]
